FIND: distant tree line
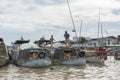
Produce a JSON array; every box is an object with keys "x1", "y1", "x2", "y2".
[{"x1": 78, "y1": 37, "x2": 88, "y2": 44}]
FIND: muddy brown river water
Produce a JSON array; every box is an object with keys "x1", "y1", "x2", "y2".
[{"x1": 0, "y1": 56, "x2": 120, "y2": 80}]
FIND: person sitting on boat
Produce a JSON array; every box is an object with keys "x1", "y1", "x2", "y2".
[
  {"x1": 50, "y1": 35, "x2": 55, "y2": 47},
  {"x1": 64, "y1": 31, "x2": 70, "y2": 42}
]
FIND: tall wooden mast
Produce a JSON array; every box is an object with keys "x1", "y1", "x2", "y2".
[{"x1": 66, "y1": 0, "x2": 78, "y2": 42}]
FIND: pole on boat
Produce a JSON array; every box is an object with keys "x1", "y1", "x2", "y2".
[
  {"x1": 101, "y1": 22, "x2": 104, "y2": 46},
  {"x1": 97, "y1": 8, "x2": 101, "y2": 48},
  {"x1": 66, "y1": 0, "x2": 79, "y2": 42},
  {"x1": 79, "y1": 20, "x2": 83, "y2": 46}
]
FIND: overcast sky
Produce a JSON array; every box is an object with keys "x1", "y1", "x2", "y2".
[{"x1": 0, "y1": 0, "x2": 120, "y2": 45}]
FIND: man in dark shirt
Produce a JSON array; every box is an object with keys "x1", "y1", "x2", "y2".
[{"x1": 64, "y1": 31, "x2": 70, "y2": 42}]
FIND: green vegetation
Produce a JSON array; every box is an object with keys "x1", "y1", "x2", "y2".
[
  {"x1": 78, "y1": 37, "x2": 88, "y2": 44},
  {"x1": 51, "y1": 59, "x2": 60, "y2": 66}
]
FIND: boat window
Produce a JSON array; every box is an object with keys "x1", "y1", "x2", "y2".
[
  {"x1": 64, "y1": 49, "x2": 72, "y2": 53},
  {"x1": 28, "y1": 49, "x2": 39, "y2": 53}
]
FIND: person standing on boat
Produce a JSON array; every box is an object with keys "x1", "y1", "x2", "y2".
[
  {"x1": 64, "y1": 31, "x2": 70, "y2": 42},
  {"x1": 50, "y1": 35, "x2": 55, "y2": 47}
]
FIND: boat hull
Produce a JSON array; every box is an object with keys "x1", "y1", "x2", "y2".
[
  {"x1": 86, "y1": 56, "x2": 105, "y2": 63},
  {"x1": 53, "y1": 48, "x2": 86, "y2": 65},
  {"x1": 0, "y1": 56, "x2": 9, "y2": 67},
  {"x1": 60, "y1": 57, "x2": 86, "y2": 65},
  {"x1": 16, "y1": 58, "x2": 51, "y2": 67},
  {"x1": 0, "y1": 42, "x2": 9, "y2": 67},
  {"x1": 10, "y1": 47, "x2": 52, "y2": 67},
  {"x1": 114, "y1": 53, "x2": 120, "y2": 60}
]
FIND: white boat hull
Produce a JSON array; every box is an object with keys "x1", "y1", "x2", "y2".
[
  {"x1": 17, "y1": 58, "x2": 51, "y2": 68},
  {"x1": 86, "y1": 56, "x2": 105, "y2": 63},
  {"x1": 60, "y1": 58, "x2": 86, "y2": 65}
]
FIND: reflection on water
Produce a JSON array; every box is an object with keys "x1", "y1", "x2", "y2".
[{"x1": 0, "y1": 56, "x2": 120, "y2": 80}]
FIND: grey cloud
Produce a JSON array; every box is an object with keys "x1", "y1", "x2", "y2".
[
  {"x1": 34, "y1": 0, "x2": 66, "y2": 5},
  {"x1": 116, "y1": 0, "x2": 120, "y2": 1},
  {"x1": 52, "y1": 25, "x2": 67, "y2": 30},
  {"x1": 0, "y1": 11, "x2": 4, "y2": 14},
  {"x1": 50, "y1": 0, "x2": 66, "y2": 4},
  {"x1": 34, "y1": 22, "x2": 67, "y2": 30},
  {"x1": 112, "y1": 9, "x2": 120, "y2": 15}
]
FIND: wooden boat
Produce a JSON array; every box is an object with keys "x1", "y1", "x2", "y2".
[
  {"x1": 114, "y1": 52, "x2": 120, "y2": 60},
  {"x1": 82, "y1": 9, "x2": 108, "y2": 63},
  {"x1": 82, "y1": 47, "x2": 107, "y2": 63},
  {"x1": 9, "y1": 38, "x2": 51, "y2": 67},
  {"x1": 54, "y1": 48, "x2": 86, "y2": 65},
  {"x1": 106, "y1": 45, "x2": 120, "y2": 60},
  {"x1": 0, "y1": 38, "x2": 9, "y2": 67}
]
